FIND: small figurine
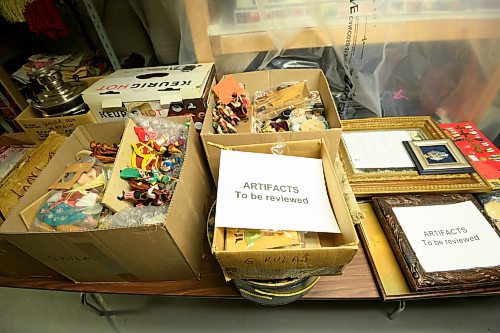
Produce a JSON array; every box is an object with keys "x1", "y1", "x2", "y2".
[
  {"x1": 118, "y1": 189, "x2": 155, "y2": 206},
  {"x1": 240, "y1": 93, "x2": 249, "y2": 118},
  {"x1": 120, "y1": 167, "x2": 173, "y2": 185},
  {"x1": 165, "y1": 140, "x2": 184, "y2": 156},
  {"x1": 118, "y1": 186, "x2": 174, "y2": 207},
  {"x1": 160, "y1": 157, "x2": 182, "y2": 173},
  {"x1": 229, "y1": 93, "x2": 248, "y2": 120},
  {"x1": 90, "y1": 141, "x2": 118, "y2": 164},
  {"x1": 212, "y1": 106, "x2": 237, "y2": 134},
  {"x1": 218, "y1": 103, "x2": 240, "y2": 127}
]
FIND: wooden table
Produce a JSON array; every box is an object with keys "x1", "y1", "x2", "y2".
[
  {"x1": 0, "y1": 244, "x2": 380, "y2": 300},
  {"x1": 0, "y1": 237, "x2": 497, "y2": 322}
]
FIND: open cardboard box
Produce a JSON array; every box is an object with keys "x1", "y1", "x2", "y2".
[
  {"x1": 201, "y1": 68, "x2": 342, "y2": 184},
  {"x1": 0, "y1": 132, "x2": 66, "y2": 220},
  {"x1": 15, "y1": 106, "x2": 97, "y2": 145},
  {"x1": 211, "y1": 139, "x2": 359, "y2": 280},
  {"x1": 15, "y1": 76, "x2": 104, "y2": 144},
  {"x1": 0, "y1": 133, "x2": 61, "y2": 278},
  {"x1": 1, "y1": 117, "x2": 212, "y2": 282}
]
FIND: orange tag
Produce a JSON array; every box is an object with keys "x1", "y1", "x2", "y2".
[{"x1": 212, "y1": 75, "x2": 244, "y2": 104}]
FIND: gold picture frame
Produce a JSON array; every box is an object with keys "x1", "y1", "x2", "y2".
[{"x1": 339, "y1": 116, "x2": 491, "y2": 196}]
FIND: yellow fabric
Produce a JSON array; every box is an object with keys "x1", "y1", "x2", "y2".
[
  {"x1": 131, "y1": 141, "x2": 161, "y2": 169},
  {"x1": 0, "y1": 0, "x2": 32, "y2": 22}
]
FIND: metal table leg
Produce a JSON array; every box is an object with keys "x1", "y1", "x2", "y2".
[
  {"x1": 388, "y1": 300, "x2": 406, "y2": 320},
  {"x1": 80, "y1": 292, "x2": 107, "y2": 316}
]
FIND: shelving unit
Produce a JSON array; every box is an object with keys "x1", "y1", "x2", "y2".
[{"x1": 208, "y1": 18, "x2": 500, "y2": 57}]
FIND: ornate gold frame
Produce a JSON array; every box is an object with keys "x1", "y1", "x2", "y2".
[{"x1": 339, "y1": 117, "x2": 491, "y2": 196}]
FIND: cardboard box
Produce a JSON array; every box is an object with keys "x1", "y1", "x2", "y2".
[
  {"x1": 0, "y1": 133, "x2": 36, "y2": 220},
  {"x1": 0, "y1": 132, "x2": 66, "y2": 219},
  {"x1": 0, "y1": 132, "x2": 34, "y2": 146},
  {"x1": 0, "y1": 133, "x2": 61, "y2": 279},
  {"x1": 82, "y1": 64, "x2": 215, "y2": 130},
  {"x1": 15, "y1": 106, "x2": 97, "y2": 144},
  {"x1": 201, "y1": 68, "x2": 342, "y2": 183},
  {"x1": 0, "y1": 118, "x2": 212, "y2": 282},
  {"x1": 211, "y1": 139, "x2": 359, "y2": 280},
  {"x1": 0, "y1": 238, "x2": 60, "y2": 278},
  {"x1": 14, "y1": 76, "x2": 104, "y2": 144}
]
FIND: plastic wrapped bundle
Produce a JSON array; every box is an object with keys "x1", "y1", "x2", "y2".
[{"x1": 32, "y1": 158, "x2": 109, "y2": 232}]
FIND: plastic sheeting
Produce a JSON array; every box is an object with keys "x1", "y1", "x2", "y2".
[
  {"x1": 207, "y1": 0, "x2": 500, "y2": 140},
  {"x1": 128, "y1": 0, "x2": 196, "y2": 64}
]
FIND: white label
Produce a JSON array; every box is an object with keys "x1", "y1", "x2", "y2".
[
  {"x1": 215, "y1": 150, "x2": 340, "y2": 233},
  {"x1": 393, "y1": 201, "x2": 500, "y2": 272},
  {"x1": 342, "y1": 130, "x2": 415, "y2": 169}
]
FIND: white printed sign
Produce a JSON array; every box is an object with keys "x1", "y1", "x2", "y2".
[
  {"x1": 393, "y1": 201, "x2": 500, "y2": 272},
  {"x1": 215, "y1": 150, "x2": 340, "y2": 233}
]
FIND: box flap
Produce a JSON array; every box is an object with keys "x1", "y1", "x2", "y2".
[
  {"x1": 162, "y1": 119, "x2": 212, "y2": 278},
  {"x1": 83, "y1": 64, "x2": 214, "y2": 102}
]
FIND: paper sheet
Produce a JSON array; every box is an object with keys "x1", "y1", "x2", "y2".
[
  {"x1": 393, "y1": 201, "x2": 500, "y2": 272},
  {"x1": 215, "y1": 150, "x2": 340, "y2": 233},
  {"x1": 342, "y1": 130, "x2": 415, "y2": 169}
]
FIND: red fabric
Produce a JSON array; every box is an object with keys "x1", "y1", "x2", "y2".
[
  {"x1": 23, "y1": 0, "x2": 69, "y2": 39},
  {"x1": 440, "y1": 122, "x2": 500, "y2": 184}
]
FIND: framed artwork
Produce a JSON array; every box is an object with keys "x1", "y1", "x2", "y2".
[
  {"x1": 372, "y1": 193, "x2": 500, "y2": 292},
  {"x1": 339, "y1": 117, "x2": 491, "y2": 196},
  {"x1": 403, "y1": 139, "x2": 474, "y2": 175}
]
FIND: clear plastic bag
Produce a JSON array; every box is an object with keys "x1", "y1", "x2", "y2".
[
  {"x1": 131, "y1": 115, "x2": 188, "y2": 149},
  {"x1": 208, "y1": 0, "x2": 500, "y2": 141},
  {"x1": 118, "y1": 116, "x2": 188, "y2": 207},
  {"x1": 130, "y1": 115, "x2": 188, "y2": 178},
  {"x1": 32, "y1": 158, "x2": 108, "y2": 232},
  {"x1": 253, "y1": 82, "x2": 328, "y2": 133},
  {"x1": 476, "y1": 190, "x2": 500, "y2": 230},
  {"x1": 100, "y1": 205, "x2": 168, "y2": 229}
]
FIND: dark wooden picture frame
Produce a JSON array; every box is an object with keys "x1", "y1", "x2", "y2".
[{"x1": 372, "y1": 193, "x2": 500, "y2": 292}]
